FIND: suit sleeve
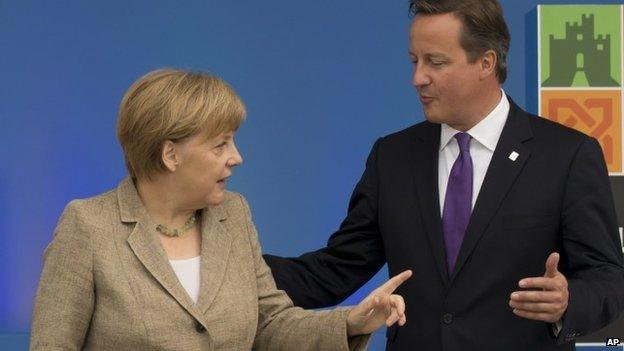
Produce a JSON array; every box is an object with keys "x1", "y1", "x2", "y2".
[
  {"x1": 237, "y1": 195, "x2": 369, "y2": 351},
  {"x1": 30, "y1": 201, "x2": 95, "y2": 351},
  {"x1": 558, "y1": 137, "x2": 624, "y2": 343},
  {"x1": 263, "y1": 139, "x2": 387, "y2": 308}
]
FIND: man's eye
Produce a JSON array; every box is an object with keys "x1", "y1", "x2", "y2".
[
  {"x1": 215, "y1": 142, "x2": 226, "y2": 149},
  {"x1": 431, "y1": 61, "x2": 444, "y2": 66}
]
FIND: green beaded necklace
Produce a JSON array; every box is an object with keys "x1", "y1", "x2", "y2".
[{"x1": 155, "y1": 213, "x2": 197, "y2": 237}]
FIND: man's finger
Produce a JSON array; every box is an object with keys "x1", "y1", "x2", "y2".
[
  {"x1": 377, "y1": 270, "x2": 413, "y2": 294},
  {"x1": 510, "y1": 290, "x2": 561, "y2": 303},
  {"x1": 509, "y1": 300, "x2": 561, "y2": 313},
  {"x1": 544, "y1": 252, "x2": 560, "y2": 278},
  {"x1": 518, "y1": 277, "x2": 562, "y2": 290}
]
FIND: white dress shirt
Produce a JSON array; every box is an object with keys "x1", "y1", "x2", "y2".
[
  {"x1": 438, "y1": 91, "x2": 509, "y2": 214},
  {"x1": 169, "y1": 256, "x2": 201, "y2": 303}
]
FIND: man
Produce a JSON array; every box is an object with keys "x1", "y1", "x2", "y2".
[{"x1": 263, "y1": 0, "x2": 624, "y2": 350}]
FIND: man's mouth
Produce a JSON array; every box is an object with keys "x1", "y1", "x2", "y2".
[{"x1": 420, "y1": 95, "x2": 434, "y2": 104}]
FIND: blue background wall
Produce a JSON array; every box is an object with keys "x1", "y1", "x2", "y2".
[{"x1": 1, "y1": 0, "x2": 622, "y2": 349}]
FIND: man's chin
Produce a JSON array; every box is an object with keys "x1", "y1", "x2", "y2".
[{"x1": 423, "y1": 113, "x2": 444, "y2": 125}]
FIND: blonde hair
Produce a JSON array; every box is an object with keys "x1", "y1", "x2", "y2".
[{"x1": 117, "y1": 69, "x2": 246, "y2": 180}]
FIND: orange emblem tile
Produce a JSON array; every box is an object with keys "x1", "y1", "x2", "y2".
[{"x1": 541, "y1": 90, "x2": 622, "y2": 172}]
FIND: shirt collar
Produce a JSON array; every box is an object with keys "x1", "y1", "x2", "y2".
[{"x1": 439, "y1": 89, "x2": 510, "y2": 152}]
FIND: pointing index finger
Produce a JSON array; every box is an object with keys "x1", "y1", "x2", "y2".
[{"x1": 378, "y1": 270, "x2": 413, "y2": 294}]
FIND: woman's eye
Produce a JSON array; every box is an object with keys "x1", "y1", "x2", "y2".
[{"x1": 212, "y1": 142, "x2": 226, "y2": 154}]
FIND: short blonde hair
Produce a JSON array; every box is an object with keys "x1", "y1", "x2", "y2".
[{"x1": 117, "y1": 69, "x2": 246, "y2": 180}]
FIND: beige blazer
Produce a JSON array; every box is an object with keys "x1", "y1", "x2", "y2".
[{"x1": 30, "y1": 178, "x2": 369, "y2": 350}]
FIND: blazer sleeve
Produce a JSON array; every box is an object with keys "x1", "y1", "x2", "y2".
[
  {"x1": 263, "y1": 139, "x2": 386, "y2": 309},
  {"x1": 237, "y1": 195, "x2": 370, "y2": 351},
  {"x1": 558, "y1": 137, "x2": 624, "y2": 343},
  {"x1": 30, "y1": 201, "x2": 95, "y2": 351}
]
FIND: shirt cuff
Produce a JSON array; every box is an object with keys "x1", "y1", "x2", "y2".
[{"x1": 552, "y1": 319, "x2": 563, "y2": 336}]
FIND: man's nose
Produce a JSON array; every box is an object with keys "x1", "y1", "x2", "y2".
[{"x1": 412, "y1": 64, "x2": 431, "y2": 87}]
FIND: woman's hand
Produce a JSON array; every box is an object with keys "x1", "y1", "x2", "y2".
[{"x1": 346, "y1": 270, "x2": 413, "y2": 336}]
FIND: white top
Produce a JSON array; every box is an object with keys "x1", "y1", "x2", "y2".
[
  {"x1": 438, "y1": 90, "x2": 510, "y2": 214},
  {"x1": 169, "y1": 256, "x2": 201, "y2": 303}
]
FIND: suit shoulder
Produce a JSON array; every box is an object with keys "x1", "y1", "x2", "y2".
[
  {"x1": 528, "y1": 113, "x2": 592, "y2": 145},
  {"x1": 220, "y1": 191, "x2": 247, "y2": 209},
  {"x1": 373, "y1": 121, "x2": 435, "y2": 151},
  {"x1": 52, "y1": 188, "x2": 117, "y2": 245},
  {"x1": 213, "y1": 191, "x2": 258, "y2": 243},
  {"x1": 215, "y1": 191, "x2": 251, "y2": 221},
  {"x1": 382, "y1": 121, "x2": 431, "y2": 140},
  {"x1": 61, "y1": 189, "x2": 117, "y2": 227}
]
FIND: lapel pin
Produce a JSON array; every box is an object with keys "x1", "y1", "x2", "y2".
[{"x1": 508, "y1": 151, "x2": 519, "y2": 161}]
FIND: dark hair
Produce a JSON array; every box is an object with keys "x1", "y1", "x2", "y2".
[{"x1": 409, "y1": 0, "x2": 510, "y2": 83}]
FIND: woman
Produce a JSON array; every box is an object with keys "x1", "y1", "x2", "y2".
[{"x1": 30, "y1": 69, "x2": 412, "y2": 350}]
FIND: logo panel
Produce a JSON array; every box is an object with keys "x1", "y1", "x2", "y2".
[
  {"x1": 541, "y1": 90, "x2": 622, "y2": 173},
  {"x1": 540, "y1": 5, "x2": 621, "y2": 88},
  {"x1": 539, "y1": 4, "x2": 623, "y2": 175}
]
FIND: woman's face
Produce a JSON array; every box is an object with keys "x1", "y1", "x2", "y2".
[{"x1": 174, "y1": 130, "x2": 243, "y2": 206}]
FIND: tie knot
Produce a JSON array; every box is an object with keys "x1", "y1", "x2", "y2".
[{"x1": 454, "y1": 133, "x2": 471, "y2": 153}]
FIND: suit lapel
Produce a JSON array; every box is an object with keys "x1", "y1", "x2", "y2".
[
  {"x1": 196, "y1": 205, "x2": 233, "y2": 314},
  {"x1": 127, "y1": 222, "x2": 201, "y2": 317},
  {"x1": 412, "y1": 122, "x2": 450, "y2": 286},
  {"x1": 118, "y1": 178, "x2": 203, "y2": 320},
  {"x1": 451, "y1": 100, "x2": 534, "y2": 280}
]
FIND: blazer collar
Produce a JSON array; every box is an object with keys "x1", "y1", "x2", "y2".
[
  {"x1": 117, "y1": 177, "x2": 150, "y2": 224},
  {"x1": 117, "y1": 177, "x2": 228, "y2": 223},
  {"x1": 117, "y1": 177, "x2": 232, "y2": 322}
]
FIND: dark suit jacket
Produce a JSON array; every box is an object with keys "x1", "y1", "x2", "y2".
[{"x1": 264, "y1": 99, "x2": 624, "y2": 351}]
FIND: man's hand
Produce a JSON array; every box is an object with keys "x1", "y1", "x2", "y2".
[
  {"x1": 509, "y1": 252, "x2": 569, "y2": 323},
  {"x1": 346, "y1": 270, "x2": 412, "y2": 336}
]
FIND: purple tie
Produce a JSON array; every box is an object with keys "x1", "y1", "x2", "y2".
[{"x1": 442, "y1": 133, "x2": 473, "y2": 275}]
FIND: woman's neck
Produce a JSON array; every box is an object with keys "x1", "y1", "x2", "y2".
[{"x1": 135, "y1": 178, "x2": 196, "y2": 227}]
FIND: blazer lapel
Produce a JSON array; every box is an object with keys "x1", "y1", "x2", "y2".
[
  {"x1": 118, "y1": 178, "x2": 203, "y2": 320},
  {"x1": 196, "y1": 204, "x2": 233, "y2": 314},
  {"x1": 412, "y1": 122, "x2": 450, "y2": 286},
  {"x1": 126, "y1": 222, "x2": 201, "y2": 315},
  {"x1": 451, "y1": 100, "x2": 534, "y2": 280}
]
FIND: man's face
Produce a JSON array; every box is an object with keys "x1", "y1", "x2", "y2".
[{"x1": 409, "y1": 13, "x2": 485, "y2": 129}]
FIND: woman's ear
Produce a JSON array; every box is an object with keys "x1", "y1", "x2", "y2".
[{"x1": 161, "y1": 140, "x2": 179, "y2": 172}]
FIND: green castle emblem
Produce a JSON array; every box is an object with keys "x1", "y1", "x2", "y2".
[{"x1": 540, "y1": 5, "x2": 621, "y2": 87}]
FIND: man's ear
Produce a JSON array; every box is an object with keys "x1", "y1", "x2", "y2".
[
  {"x1": 161, "y1": 140, "x2": 179, "y2": 172},
  {"x1": 479, "y1": 49, "x2": 497, "y2": 80}
]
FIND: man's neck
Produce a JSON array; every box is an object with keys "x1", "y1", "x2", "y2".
[{"x1": 449, "y1": 87, "x2": 503, "y2": 132}]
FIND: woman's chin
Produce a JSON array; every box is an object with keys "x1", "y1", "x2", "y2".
[{"x1": 206, "y1": 191, "x2": 226, "y2": 206}]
